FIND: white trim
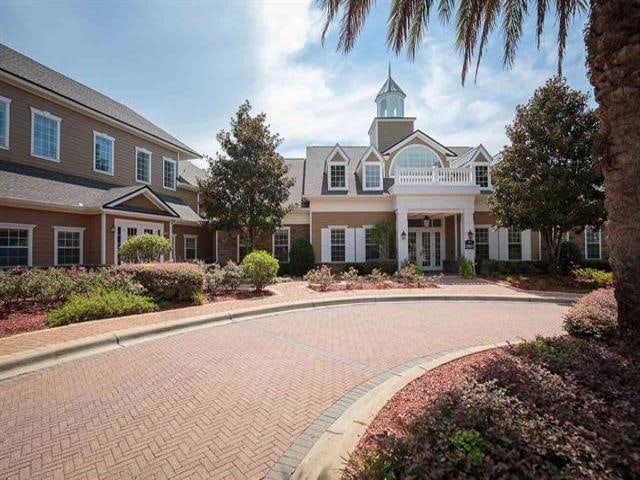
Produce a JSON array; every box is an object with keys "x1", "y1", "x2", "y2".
[
  {"x1": 103, "y1": 187, "x2": 177, "y2": 217},
  {"x1": 135, "y1": 146, "x2": 152, "y2": 185},
  {"x1": 30, "y1": 107, "x2": 61, "y2": 162},
  {"x1": 383, "y1": 130, "x2": 455, "y2": 157},
  {"x1": 0, "y1": 95, "x2": 10, "y2": 150},
  {"x1": 327, "y1": 143, "x2": 349, "y2": 191},
  {"x1": 454, "y1": 214, "x2": 459, "y2": 260},
  {"x1": 328, "y1": 226, "x2": 347, "y2": 263},
  {"x1": 100, "y1": 213, "x2": 106, "y2": 264},
  {"x1": 473, "y1": 163, "x2": 491, "y2": 189},
  {"x1": 363, "y1": 162, "x2": 384, "y2": 191},
  {"x1": 584, "y1": 227, "x2": 602, "y2": 260},
  {"x1": 171, "y1": 233, "x2": 177, "y2": 261},
  {"x1": 113, "y1": 219, "x2": 164, "y2": 264},
  {"x1": 163, "y1": 156, "x2": 177, "y2": 191},
  {"x1": 389, "y1": 143, "x2": 444, "y2": 177},
  {"x1": 184, "y1": 234, "x2": 198, "y2": 261},
  {"x1": 0, "y1": 222, "x2": 35, "y2": 267},
  {"x1": 53, "y1": 226, "x2": 85, "y2": 266},
  {"x1": 272, "y1": 226, "x2": 291, "y2": 263},
  {"x1": 92, "y1": 131, "x2": 115, "y2": 176}
]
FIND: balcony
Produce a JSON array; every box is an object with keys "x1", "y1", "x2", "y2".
[{"x1": 395, "y1": 167, "x2": 475, "y2": 186}]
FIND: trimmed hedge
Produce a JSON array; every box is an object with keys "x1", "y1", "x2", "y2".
[
  {"x1": 118, "y1": 263, "x2": 205, "y2": 301},
  {"x1": 564, "y1": 288, "x2": 617, "y2": 341},
  {"x1": 46, "y1": 289, "x2": 157, "y2": 327},
  {"x1": 241, "y1": 250, "x2": 279, "y2": 291},
  {"x1": 477, "y1": 259, "x2": 548, "y2": 276},
  {"x1": 118, "y1": 234, "x2": 171, "y2": 263},
  {"x1": 289, "y1": 238, "x2": 315, "y2": 276}
]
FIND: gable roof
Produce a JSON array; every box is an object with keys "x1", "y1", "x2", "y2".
[
  {"x1": 284, "y1": 158, "x2": 306, "y2": 207},
  {"x1": 382, "y1": 130, "x2": 458, "y2": 157},
  {"x1": 177, "y1": 160, "x2": 206, "y2": 188},
  {"x1": 0, "y1": 44, "x2": 199, "y2": 157},
  {"x1": 449, "y1": 144, "x2": 492, "y2": 168}
]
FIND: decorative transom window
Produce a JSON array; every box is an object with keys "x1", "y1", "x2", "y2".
[
  {"x1": 475, "y1": 165, "x2": 489, "y2": 188},
  {"x1": 273, "y1": 228, "x2": 290, "y2": 263},
  {"x1": 136, "y1": 147, "x2": 152, "y2": 184},
  {"x1": 55, "y1": 227, "x2": 84, "y2": 266},
  {"x1": 163, "y1": 157, "x2": 176, "y2": 190},
  {"x1": 184, "y1": 235, "x2": 197, "y2": 260},
  {"x1": 390, "y1": 145, "x2": 441, "y2": 176},
  {"x1": 365, "y1": 227, "x2": 380, "y2": 260},
  {"x1": 94, "y1": 132, "x2": 114, "y2": 175},
  {"x1": 330, "y1": 228, "x2": 346, "y2": 262},
  {"x1": 0, "y1": 226, "x2": 32, "y2": 267},
  {"x1": 475, "y1": 228, "x2": 489, "y2": 261},
  {"x1": 508, "y1": 227, "x2": 522, "y2": 261},
  {"x1": 585, "y1": 227, "x2": 601, "y2": 260},
  {"x1": 364, "y1": 164, "x2": 382, "y2": 190},
  {"x1": 0, "y1": 95, "x2": 10, "y2": 149},
  {"x1": 330, "y1": 164, "x2": 346, "y2": 190},
  {"x1": 31, "y1": 108, "x2": 61, "y2": 161}
]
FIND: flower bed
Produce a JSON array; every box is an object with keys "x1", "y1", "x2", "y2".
[{"x1": 307, "y1": 280, "x2": 438, "y2": 292}]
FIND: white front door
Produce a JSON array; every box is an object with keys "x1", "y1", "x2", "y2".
[
  {"x1": 114, "y1": 219, "x2": 163, "y2": 264},
  {"x1": 410, "y1": 227, "x2": 445, "y2": 271}
]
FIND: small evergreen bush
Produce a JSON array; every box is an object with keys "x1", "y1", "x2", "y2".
[
  {"x1": 241, "y1": 250, "x2": 279, "y2": 291},
  {"x1": 458, "y1": 257, "x2": 476, "y2": 279},
  {"x1": 304, "y1": 265, "x2": 333, "y2": 291},
  {"x1": 118, "y1": 234, "x2": 171, "y2": 263},
  {"x1": 564, "y1": 288, "x2": 617, "y2": 341},
  {"x1": 289, "y1": 238, "x2": 315, "y2": 276},
  {"x1": 118, "y1": 263, "x2": 204, "y2": 301}
]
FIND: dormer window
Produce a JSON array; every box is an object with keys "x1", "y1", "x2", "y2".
[
  {"x1": 330, "y1": 164, "x2": 346, "y2": 189},
  {"x1": 364, "y1": 164, "x2": 382, "y2": 190},
  {"x1": 475, "y1": 165, "x2": 489, "y2": 188}
]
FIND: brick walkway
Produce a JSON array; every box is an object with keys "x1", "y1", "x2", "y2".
[
  {"x1": 0, "y1": 277, "x2": 577, "y2": 360},
  {"x1": 0, "y1": 300, "x2": 567, "y2": 479}
]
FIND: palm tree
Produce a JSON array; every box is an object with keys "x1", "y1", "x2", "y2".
[{"x1": 319, "y1": 0, "x2": 640, "y2": 336}]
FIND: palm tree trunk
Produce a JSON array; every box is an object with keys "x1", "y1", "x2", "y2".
[{"x1": 587, "y1": 0, "x2": 640, "y2": 335}]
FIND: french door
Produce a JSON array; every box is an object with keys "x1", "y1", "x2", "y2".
[
  {"x1": 114, "y1": 219, "x2": 163, "y2": 264},
  {"x1": 409, "y1": 228, "x2": 445, "y2": 271}
]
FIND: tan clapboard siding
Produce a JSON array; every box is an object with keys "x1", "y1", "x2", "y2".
[
  {"x1": 120, "y1": 195, "x2": 165, "y2": 211},
  {"x1": 0, "y1": 206, "x2": 100, "y2": 265},
  {"x1": 0, "y1": 79, "x2": 181, "y2": 196},
  {"x1": 473, "y1": 211, "x2": 495, "y2": 225},
  {"x1": 376, "y1": 120, "x2": 414, "y2": 152},
  {"x1": 311, "y1": 212, "x2": 395, "y2": 261},
  {"x1": 176, "y1": 189, "x2": 199, "y2": 213}
]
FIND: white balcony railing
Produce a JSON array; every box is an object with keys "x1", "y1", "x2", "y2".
[{"x1": 395, "y1": 167, "x2": 475, "y2": 186}]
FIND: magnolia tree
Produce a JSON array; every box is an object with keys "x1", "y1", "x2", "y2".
[
  {"x1": 199, "y1": 101, "x2": 294, "y2": 251},
  {"x1": 489, "y1": 77, "x2": 605, "y2": 272}
]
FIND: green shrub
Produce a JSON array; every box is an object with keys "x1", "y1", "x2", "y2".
[
  {"x1": 118, "y1": 234, "x2": 172, "y2": 263},
  {"x1": 222, "y1": 261, "x2": 244, "y2": 293},
  {"x1": 396, "y1": 263, "x2": 424, "y2": 285},
  {"x1": 118, "y1": 263, "x2": 204, "y2": 301},
  {"x1": 572, "y1": 267, "x2": 613, "y2": 287},
  {"x1": 559, "y1": 240, "x2": 582, "y2": 273},
  {"x1": 458, "y1": 257, "x2": 476, "y2": 279},
  {"x1": 564, "y1": 288, "x2": 618, "y2": 341},
  {"x1": 477, "y1": 260, "x2": 546, "y2": 276},
  {"x1": 368, "y1": 268, "x2": 388, "y2": 284},
  {"x1": 191, "y1": 291, "x2": 207, "y2": 305},
  {"x1": 46, "y1": 289, "x2": 157, "y2": 327},
  {"x1": 289, "y1": 237, "x2": 315, "y2": 276},
  {"x1": 341, "y1": 267, "x2": 360, "y2": 289},
  {"x1": 241, "y1": 250, "x2": 279, "y2": 291},
  {"x1": 304, "y1": 265, "x2": 333, "y2": 291}
]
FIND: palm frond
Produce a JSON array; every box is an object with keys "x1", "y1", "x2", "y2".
[
  {"x1": 501, "y1": 0, "x2": 528, "y2": 69},
  {"x1": 437, "y1": 0, "x2": 456, "y2": 23},
  {"x1": 554, "y1": 0, "x2": 587, "y2": 75},
  {"x1": 535, "y1": 0, "x2": 548, "y2": 48},
  {"x1": 319, "y1": 0, "x2": 343, "y2": 46},
  {"x1": 339, "y1": 0, "x2": 375, "y2": 52},
  {"x1": 388, "y1": 0, "x2": 434, "y2": 58},
  {"x1": 456, "y1": 0, "x2": 485, "y2": 84},
  {"x1": 474, "y1": 0, "x2": 501, "y2": 81}
]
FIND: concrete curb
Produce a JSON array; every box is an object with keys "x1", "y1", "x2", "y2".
[
  {"x1": 0, "y1": 295, "x2": 571, "y2": 381},
  {"x1": 280, "y1": 343, "x2": 510, "y2": 480}
]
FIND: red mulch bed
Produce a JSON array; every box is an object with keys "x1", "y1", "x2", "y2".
[
  {"x1": 481, "y1": 274, "x2": 607, "y2": 293},
  {"x1": 0, "y1": 289, "x2": 274, "y2": 338},
  {"x1": 309, "y1": 281, "x2": 438, "y2": 292},
  {"x1": 353, "y1": 349, "x2": 503, "y2": 456}
]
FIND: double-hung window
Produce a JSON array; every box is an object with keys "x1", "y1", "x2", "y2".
[
  {"x1": 135, "y1": 147, "x2": 152, "y2": 184},
  {"x1": 364, "y1": 164, "x2": 382, "y2": 190},
  {"x1": 508, "y1": 228, "x2": 522, "y2": 261},
  {"x1": 585, "y1": 227, "x2": 601, "y2": 260},
  {"x1": 475, "y1": 228, "x2": 490, "y2": 261},
  {"x1": 365, "y1": 227, "x2": 380, "y2": 260},
  {"x1": 93, "y1": 132, "x2": 114, "y2": 175},
  {"x1": 475, "y1": 165, "x2": 489, "y2": 188},
  {"x1": 163, "y1": 157, "x2": 176, "y2": 190},
  {"x1": 329, "y1": 164, "x2": 346, "y2": 190},
  {"x1": 0, "y1": 224, "x2": 34, "y2": 267},
  {"x1": 0, "y1": 95, "x2": 10, "y2": 149},
  {"x1": 31, "y1": 108, "x2": 61, "y2": 161},
  {"x1": 184, "y1": 235, "x2": 197, "y2": 260},
  {"x1": 54, "y1": 227, "x2": 84, "y2": 266},
  {"x1": 330, "y1": 228, "x2": 346, "y2": 262},
  {"x1": 273, "y1": 228, "x2": 290, "y2": 263}
]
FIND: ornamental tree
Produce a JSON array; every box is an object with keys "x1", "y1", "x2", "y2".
[
  {"x1": 489, "y1": 77, "x2": 605, "y2": 272},
  {"x1": 199, "y1": 101, "x2": 294, "y2": 251}
]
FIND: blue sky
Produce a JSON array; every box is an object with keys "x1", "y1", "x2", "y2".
[{"x1": 0, "y1": 0, "x2": 592, "y2": 165}]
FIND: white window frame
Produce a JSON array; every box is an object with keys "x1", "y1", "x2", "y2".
[
  {"x1": 135, "y1": 146, "x2": 152, "y2": 185},
  {"x1": 584, "y1": 227, "x2": 602, "y2": 260},
  {"x1": 0, "y1": 223, "x2": 35, "y2": 267},
  {"x1": 363, "y1": 162, "x2": 383, "y2": 191},
  {"x1": 363, "y1": 225, "x2": 381, "y2": 261},
  {"x1": 163, "y1": 156, "x2": 177, "y2": 191},
  {"x1": 93, "y1": 131, "x2": 115, "y2": 176},
  {"x1": 30, "y1": 107, "x2": 61, "y2": 162},
  {"x1": 171, "y1": 234, "x2": 177, "y2": 261},
  {"x1": 474, "y1": 225, "x2": 490, "y2": 261},
  {"x1": 272, "y1": 226, "x2": 291, "y2": 263},
  {"x1": 473, "y1": 163, "x2": 490, "y2": 189},
  {"x1": 508, "y1": 227, "x2": 522, "y2": 261},
  {"x1": 53, "y1": 226, "x2": 85, "y2": 266},
  {"x1": 0, "y1": 95, "x2": 11, "y2": 150},
  {"x1": 184, "y1": 234, "x2": 198, "y2": 260},
  {"x1": 329, "y1": 226, "x2": 347, "y2": 263}
]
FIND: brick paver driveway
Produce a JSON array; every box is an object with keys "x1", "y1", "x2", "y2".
[{"x1": 0, "y1": 301, "x2": 566, "y2": 479}]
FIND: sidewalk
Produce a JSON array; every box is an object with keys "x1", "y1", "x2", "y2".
[{"x1": 0, "y1": 277, "x2": 579, "y2": 361}]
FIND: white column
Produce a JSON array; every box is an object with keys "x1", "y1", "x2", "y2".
[
  {"x1": 461, "y1": 209, "x2": 476, "y2": 262},
  {"x1": 100, "y1": 213, "x2": 106, "y2": 265},
  {"x1": 396, "y1": 209, "x2": 409, "y2": 268}
]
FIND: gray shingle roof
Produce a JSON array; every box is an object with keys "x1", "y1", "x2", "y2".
[
  {"x1": 446, "y1": 146, "x2": 474, "y2": 157},
  {"x1": 177, "y1": 160, "x2": 206, "y2": 187},
  {"x1": 0, "y1": 160, "x2": 199, "y2": 222},
  {"x1": 284, "y1": 158, "x2": 305, "y2": 207},
  {"x1": 0, "y1": 44, "x2": 198, "y2": 156}
]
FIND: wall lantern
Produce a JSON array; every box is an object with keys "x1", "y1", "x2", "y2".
[
  {"x1": 422, "y1": 215, "x2": 430, "y2": 227},
  {"x1": 401, "y1": 230, "x2": 407, "y2": 241},
  {"x1": 110, "y1": 226, "x2": 115, "y2": 233},
  {"x1": 467, "y1": 230, "x2": 474, "y2": 240}
]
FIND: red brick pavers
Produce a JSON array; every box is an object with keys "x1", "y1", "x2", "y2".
[{"x1": 0, "y1": 302, "x2": 566, "y2": 479}]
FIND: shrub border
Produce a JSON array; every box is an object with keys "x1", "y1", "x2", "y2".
[
  {"x1": 0, "y1": 295, "x2": 573, "y2": 382},
  {"x1": 280, "y1": 342, "x2": 512, "y2": 480}
]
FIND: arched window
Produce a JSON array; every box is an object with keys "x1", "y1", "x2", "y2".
[
  {"x1": 379, "y1": 99, "x2": 387, "y2": 116},
  {"x1": 390, "y1": 145, "x2": 442, "y2": 176}
]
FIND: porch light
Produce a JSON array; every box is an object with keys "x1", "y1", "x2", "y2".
[
  {"x1": 423, "y1": 215, "x2": 430, "y2": 227},
  {"x1": 401, "y1": 230, "x2": 407, "y2": 240},
  {"x1": 467, "y1": 230, "x2": 474, "y2": 240}
]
